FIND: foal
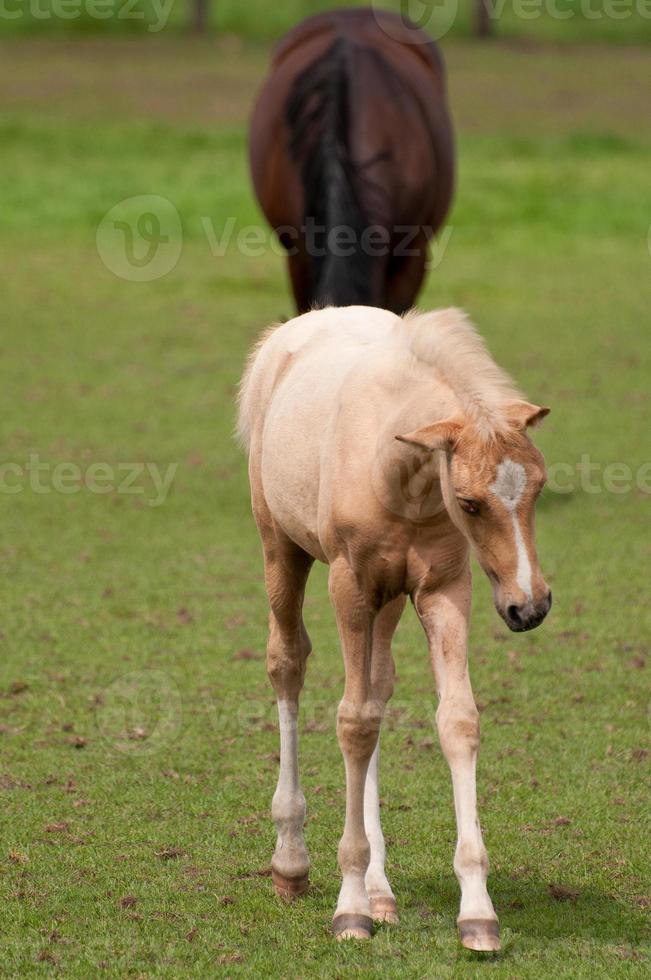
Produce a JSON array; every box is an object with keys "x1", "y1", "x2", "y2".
[{"x1": 238, "y1": 307, "x2": 552, "y2": 950}]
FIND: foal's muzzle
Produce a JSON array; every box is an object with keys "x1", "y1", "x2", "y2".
[{"x1": 501, "y1": 591, "x2": 552, "y2": 633}]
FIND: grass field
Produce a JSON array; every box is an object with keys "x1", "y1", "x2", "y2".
[{"x1": 0, "y1": 34, "x2": 650, "y2": 977}]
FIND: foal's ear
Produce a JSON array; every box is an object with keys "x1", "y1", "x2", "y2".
[
  {"x1": 396, "y1": 418, "x2": 463, "y2": 452},
  {"x1": 504, "y1": 401, "x2": 550, "y2": 431}
]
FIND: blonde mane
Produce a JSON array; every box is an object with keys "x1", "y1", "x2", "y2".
[
  {"x1": 237, "y1": 306, "x2": 524, "y2": 454},
  {"x1": 400, "y1": 308, "x2": 523, "y2": 438}
]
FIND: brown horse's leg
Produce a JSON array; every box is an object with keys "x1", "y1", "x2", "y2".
[
  {"x1": 364, "y1": 595, "x2": 405, "y2": 923},
  {"x1": 262, "y1": 528, "x2": 314, "y2": 901},
  {"x1": 414, "y1": 570, "x2": 500, "y2": 952},
  {"x1": 329, "y1": 559, "x2": 390, "y2": 940}
]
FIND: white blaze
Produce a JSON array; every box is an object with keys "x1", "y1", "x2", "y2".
[{"x1": 490, "y1": 458, "x2": 533, "y2": 600}]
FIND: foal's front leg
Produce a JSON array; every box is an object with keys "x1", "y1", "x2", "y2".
[
  {"x1": 364, "y1": 594, "x2": 405, "y2": 924},
  {"x1": 415, "y1": 570, "x2": 500, "y2": 952},
  {"x1": 329, "y1": 559, "x2": 386, "y2": 940}
]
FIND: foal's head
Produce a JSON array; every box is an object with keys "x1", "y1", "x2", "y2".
[{"x1": 398, "y1": 402, "x2": 552, "y2": 632}]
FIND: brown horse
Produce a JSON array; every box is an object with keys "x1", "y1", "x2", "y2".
[{"x1": 249, "y1": 7, "x2": 455, "y2": 314}]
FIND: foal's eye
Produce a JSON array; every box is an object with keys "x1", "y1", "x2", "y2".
[{"x1": 458, "y1": 498, "x2": 481, "y2": 516}]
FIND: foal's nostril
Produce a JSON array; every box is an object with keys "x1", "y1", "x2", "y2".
[{"x1": 507, "y1": 604, "x2": 522, "y2": 626}]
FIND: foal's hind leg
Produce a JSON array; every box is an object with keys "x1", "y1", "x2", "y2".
[
  {"x1": 364, "y1": 595, "x2": 405, "y2": 924},
  {"x1": 262, "y1": 530, "x2": 313, "y2": 901},
  {"x1": 329, "y1": 559, "x2": 396, "y2": 940}
]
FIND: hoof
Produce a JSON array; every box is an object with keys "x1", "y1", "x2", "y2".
[
  {"x1": 458, "y1": 918, "x2": 501, "y2": 952},
  {"x1": 272, "y1": 869, "x2": 309, "y2": 903},
  {"x1": 370, "y1": 896, "x2": 399, "y2": 924},
  {"x1": 332, "y1": 913, "x2": 373, "y2": 941}
]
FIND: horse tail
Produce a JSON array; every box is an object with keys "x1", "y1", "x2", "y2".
[{"x1": 286, "y1": 37, "x2": 376, "y2": 307}]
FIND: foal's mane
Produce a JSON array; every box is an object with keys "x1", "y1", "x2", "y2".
[{"x1": 400, "y1": 309, "x2": 523, "y2": 438}]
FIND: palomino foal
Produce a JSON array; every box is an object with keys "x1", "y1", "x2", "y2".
[{"x1": 238, "y1": 307, "x2": 552, "y2": 951}]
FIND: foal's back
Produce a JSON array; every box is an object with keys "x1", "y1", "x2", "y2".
[
  {"x1": 238, "y1": 307, "x2": 398, "y2": 451},
  {"x1": 238, "y1": 307, "x2": 402, "y2": 558}
]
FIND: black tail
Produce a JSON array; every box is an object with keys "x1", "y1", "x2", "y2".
[{"x1": 286, "y1": 38, "x2": 376, "y2": 307}]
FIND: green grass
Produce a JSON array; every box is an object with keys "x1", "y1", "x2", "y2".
[{"x1": 0, "y1": 37, "x2": 650, "y2": 977}]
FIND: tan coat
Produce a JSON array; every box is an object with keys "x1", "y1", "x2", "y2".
[{"x1": 239, "y1": 306, "x2": 552, "y2": 948}]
